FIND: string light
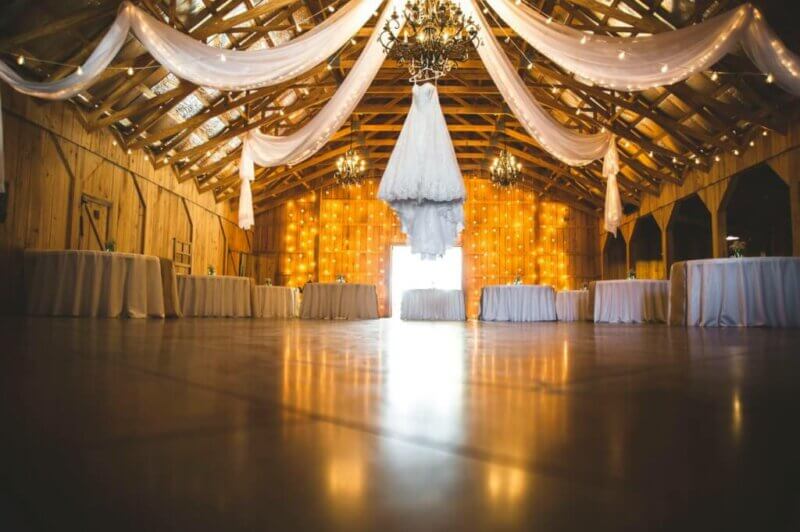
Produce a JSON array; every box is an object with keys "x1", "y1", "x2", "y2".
[
  {"x1": 710, "y1": 71, "x2": 719, "y2": 81},
  {"x1": 580, "y1": 36, "x2": 587, "y2": 45},
  {"x1": 766, "y1": 73, "x2": 774, "y2": 83},
  {"x1": 76, "y1": 66, "x2": 83, "y2": 76},
  {"x1": 126, "y1": 66, "x2": 134, "y2": 76},
  {"x1": 16, "y1": 55, "x2": 24, "y2": 65},
  {"x1": 617, "y1": 51, "x2": 626, "y2": 60}
]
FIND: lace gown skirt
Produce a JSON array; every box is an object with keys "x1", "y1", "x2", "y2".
[{"x1": 378, "y1": 83, "x2": 466, "y2": 259}]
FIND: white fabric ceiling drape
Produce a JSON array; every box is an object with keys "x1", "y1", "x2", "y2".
[
  {"x1": 483, "y1": 0, "x2": 800, "y2": 95},
  {"x1": 236, "y1": 0, "x2": 403, "y2": 227},
  {"x1": 0, "y1": 0, "x2": 382, "y2": 196},
  {"x1": 462, "y1": 0, "x2": 622, "y2": 234}
]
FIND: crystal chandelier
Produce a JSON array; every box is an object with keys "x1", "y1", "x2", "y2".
[
  {"x1": 334, "y1": 123, "x2": 366, "y2": 187},
  {"x1": 379, "y1": 0, "x2": 480, "y2": 82},
  {"x1": 489, "y1": 148, "x2": 522, "y2": 187}
]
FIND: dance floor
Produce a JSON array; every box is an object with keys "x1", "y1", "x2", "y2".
[{"x1": 1, "y1": 318, "x2": 799, "y2": 531}]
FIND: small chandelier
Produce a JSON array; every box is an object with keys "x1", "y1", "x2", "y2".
[
  {"x1": 379, "y1": 0, "x2": 480, "y2": 82},
  {"x1": 335, "y1": 124, "x2": 366, "y2": 187},
  {"x1": 490, "y1": 148, "x2": 522, "y2": 187}
]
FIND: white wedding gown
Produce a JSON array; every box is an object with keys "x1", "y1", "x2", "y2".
[{"x1": 378, "y1": 83, "x2": 465, "y2": 259}]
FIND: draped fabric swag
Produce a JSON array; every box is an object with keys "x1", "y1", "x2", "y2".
[
  {"x1": 462, "y1": 0, "x2": 622, "y2": 233},
  {"x1": 483, "y1": 0, "x2": 800, "y2": 95},
  {"x1": 1, "y1": 0, "x2": 799, "y2": 237}
]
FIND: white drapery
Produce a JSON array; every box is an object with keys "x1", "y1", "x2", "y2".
[
  {"x1": 0, "y1": 0, "x2": 383, "y2": 197},
  {"x1": 463, "y1": 0, "x2": 622, "y2": 234},
  {"x1": 483, "y1": 0, "x2": 800, "y2": 95},
  {"x1": 239, "y1": 1, "x2": 401, "y2": 175}
]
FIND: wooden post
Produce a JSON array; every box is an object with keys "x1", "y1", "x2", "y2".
[{"x1": 769, "y1": 153, "x2": 800, "y2": 256}]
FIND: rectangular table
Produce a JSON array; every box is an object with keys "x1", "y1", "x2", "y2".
[
  {"x1": 669, "y1": 257, "x2": 800, "y2": 327},
  {"x1": 401, "y1": 289, "x2": 465, "y2": 321},
  {"x1": 480, "y1": 285, "x2": 556, "y2": 322},
  {"x1": 177, "y1": 275, "x2": 252, "y2": 317},
  {"x1": 252, "y1": 285, "x2": 299, "y2": 318},
  {"x1": 556, "y1": 290, "x2": 591, "y2": 322},
  {"x1": 300, "y1": 283, "x2": 379, "y2": 320},
  {"x1": 593, "y1": 280, "x2": 669, "y2": 324},
  {"x1": 24, "y1": 249, "x2": 165, "y2": 318}
]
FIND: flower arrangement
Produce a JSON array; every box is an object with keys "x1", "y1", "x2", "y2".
[
  {"x1": 104, "y1": 240, "x2": 116, "y2": 252},
  {"x1": 264, "y1": 278, "x2": 272, "y2": 286},
  {"x1": 335, "y1": 274, "x2": 346, "y2": 284},
  {"x1": 207, "y1": 265, "x2": 216, "y2": 276},
  {"x1": 729, "y1": 240, "x2": 746, "y2": 258},
  {"x1": 627, "y1": 269, "x2": 636, "y2": 280},
  {"x1": 512, "y1": 275, "x2": 523, "y2": 285}
]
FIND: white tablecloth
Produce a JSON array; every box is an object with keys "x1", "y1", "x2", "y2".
[
  {"x1": 593, "y1": 280, "x2": 669, "y2": 323},
  {"x1": 252, "y1": 285, "x2": 298, "y2": 318},
  {"x1": 556, "y1": 290, "x2": 591, "y2": 322},
  {"x1": 300, "y1": 283, "x2": 379, "y2": 320},
  {"x1": 401, "y1": 289, "x2": 466, "y2": 321},
  {"x1": 669, "y1": 257, "x2": 800, "y2": 327},
  {"x1": 24, "y1": 249, "x2": 165, "y2": 318},
  {"x1": 480, "y1": 285, "x2": 556, "y2": 322},
  {"x1": 177, "y1": 275, "x2": 252, "y2": 317}
]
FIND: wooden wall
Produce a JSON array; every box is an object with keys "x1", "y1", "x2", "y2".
[
  {"x1": 601, "y1": 120, "x2": 800, "y2": 279},
  {"x1": 0, "y1": 88, "x2": 251, "y2": 313},
  {"x1": 254, "y1": 177, "x2": 600, "y2": 318}
]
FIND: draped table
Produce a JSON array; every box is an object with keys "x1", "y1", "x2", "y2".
[
  {"x1": 24, "y1": 249, "x2": 165, "y2": 318},
  {"x1": 300, "y1": 283, "x2": 379, "y2": 320},
  {"x1": 556, "y1": 290, "x2": 591, "y2": 322},
  {"x1": 479, "y1": 285, "x2": 556, "y2": 322},
  {"x1": 252, "y1": 285, "x2": 299, "y2": 318},
  {"x1": 593, "y1": 280, "x2": 669, "y2": 324},
  {"x1": 177, "y1": 275, "x2": 252, "y2": 318},
  {"x1": 669, "y1": 257, "x2": 800, "y2": 327},
  {"x1": 401, "y1": 289, "x2": 466, "y2": 321}
]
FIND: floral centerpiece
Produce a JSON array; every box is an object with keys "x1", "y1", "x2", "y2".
[
  {"x1": 207, "y1": 265, "x2": 216, "y2": 276},
  {"x1": 729, "y1": 240, "x2": 746, "y2": 258},
  {"x1": 627, "y1": 269, "x2": 636, "y2": 280},
  {"x1": 104, "y1": 240, "x2": 116, "y2": 252},
  {"x1": 512, "y1": 275, "x2": 523, "y2": 285},
  {"x1": 264, "y1": 278, "x2": 272, "y2": 286},
  {"x1": 335, "y1": 274, "x2": 346, "y2": 284}
]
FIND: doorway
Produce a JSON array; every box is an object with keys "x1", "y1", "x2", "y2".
[{"x1": 390, "y1": 245, "x2": 462, "y2": 317}]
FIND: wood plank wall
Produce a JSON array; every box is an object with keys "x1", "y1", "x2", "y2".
[
  {"x1": 254, "y1": 178, "x2": 600, "y2": 318},
  {"x1": 600, "y1": 119, "x2": 800, "y2": 279},
  {"x1": 0, "y1": 88, "x2": 251, "y2": 313}
]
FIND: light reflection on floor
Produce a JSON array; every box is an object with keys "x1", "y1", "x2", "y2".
[{"x1": 2, "y1": 318, "x2": 800, "y2": 530}]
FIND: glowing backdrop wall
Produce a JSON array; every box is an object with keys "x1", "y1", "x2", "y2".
[{"x1": 254, "y1": 178, "x2": 599, "y2": 318}]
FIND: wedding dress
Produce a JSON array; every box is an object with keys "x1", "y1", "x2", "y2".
[{"x1": 378, "y1": 83, "x2": 465, "y2": 259}]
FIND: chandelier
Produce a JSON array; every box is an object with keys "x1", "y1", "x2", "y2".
[
  {"x1": 490, "y1": 148, "x2": 522, "y2": 187},
  {"x1": 379, "y1": 0, "x2": 480, "y2": 82},
  {"x1": 334, "y1": 148, "x2": 365, "y2": 186}
]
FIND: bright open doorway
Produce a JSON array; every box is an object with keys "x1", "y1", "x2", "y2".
[{"x1": 390, "y1": 245, "x2": 463, "y2": 318}]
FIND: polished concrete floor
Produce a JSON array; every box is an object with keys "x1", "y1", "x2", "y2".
[{"x1": 1, "y1": 317, "x2": 799, "y2": 531}]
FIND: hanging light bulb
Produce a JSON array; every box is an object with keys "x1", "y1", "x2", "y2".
[
  {"x1": 660, "y1": 64, "x2": 669, "y2": 73},
  {"x1": 617, "y1": 51, "x2": 626, "y2": 60},
  {"x1": 580, "y1": 36, "x2": 587, "y2": 45},
  {"x1": 76, "y1": 66, "x2": 83, "y2": 76},
  {"x1": 126, "y1": 66, "x2": 134, "y2": 76},
  {"x1": 328, "y1": 5, "x2": 335, "y2": 12},
  {"x1": 710, "y1": 71, "x2": 719, "y2": 81},
  {"x1": 766, "y1": 73, "x2": 774, "y2": 83},
  {"x1": 16, "y1": 55, "x2": 25, "y2": 65}
]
